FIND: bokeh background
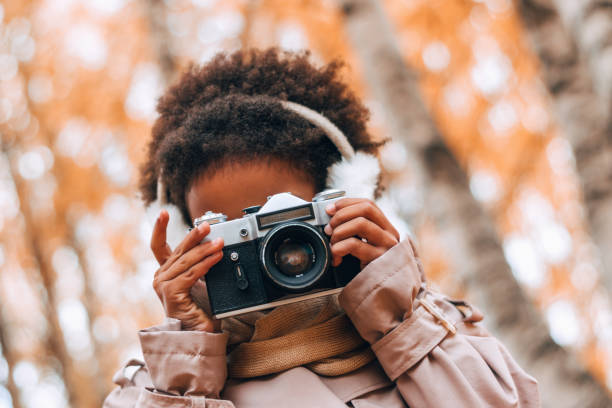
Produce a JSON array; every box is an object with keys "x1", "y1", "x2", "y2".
[{"x1": 0, "y1": 0, "x2": 611, "y2": 407}]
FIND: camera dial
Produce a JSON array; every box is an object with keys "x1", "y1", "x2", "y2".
[
  {"x1": 194, "y1": 211, "x2": 227, "y2": 227},
  {"x1": 242, "y1": 205, "x2": 262, "y2": 215},
  {"x1": 312, "y1": 189, "x2": 345, "y2": 202}
]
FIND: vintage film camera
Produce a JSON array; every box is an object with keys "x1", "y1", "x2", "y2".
[{"x1": 194, "y1": 189, "x2": 361, "y2": 319}]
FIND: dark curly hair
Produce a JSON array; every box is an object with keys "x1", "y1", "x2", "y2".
[{"x1": 139, "y1": 48, "x2": 382, "y2": 226}]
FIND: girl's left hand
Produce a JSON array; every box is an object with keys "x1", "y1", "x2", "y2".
[{"x1": 324, "y1": 198, "x2": 400, "y2": 268}]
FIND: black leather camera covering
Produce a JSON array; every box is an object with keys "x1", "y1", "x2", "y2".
[{"x1": 205, "y1": 239, "x2": 268, "y2": 316}]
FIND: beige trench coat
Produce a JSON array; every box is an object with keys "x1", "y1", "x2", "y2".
[{"x1": 103, "y1": 239, "x2": 540, "y2": 407}]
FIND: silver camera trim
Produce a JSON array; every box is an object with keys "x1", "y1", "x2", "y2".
[
  {"x1": 214, "y1": 288, "x2": 343, "y2": 319},
  {"x1": 198, "y1": 190, "x2": 345, "y2": 247}
]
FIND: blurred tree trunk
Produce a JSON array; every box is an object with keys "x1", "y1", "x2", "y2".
[
  {"x1": 15, "y1": 62, "x2": 110, "y2": 404},
  {"x1": 144, "y1": 0, "x2": 178, "y2": 84},
  {"x1": 550, "y1": 0, "x2": 612, "y2": 113},
  {"x1": 240, "y1": 0, "x2": 259, "y2": 48},
  {"x1": 339, "y1": 0, "x2": 612, "y2": 406},
  {"x1": 4, "y1": 60, "x2": 109, "y2": 403},
  {"x1": 0, "y1": 313, "x2": 22, "y2": 408},
  {"x1": 515, "y1": 0, "x2": 612, "y2": 295},
  {"x1": 67, "y1": 235, "x2": 110, "y2": 405},
  {"x1": 145, "y1": 0, "x2": 176, "y2": 80},
  {"x1": 5, "y1": 150, "x2": 105, "y2": 408},
  {"x1": 1, "y1": 146, "x2": 81, "y2": 407}
]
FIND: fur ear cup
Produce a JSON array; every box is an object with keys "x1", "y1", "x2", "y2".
[
  {"x1": 325, "y1": 151, "x2": 380, "y2": 200},
  {"x1": 325, "y1": 151, "x2": 411, "y2": 241},
  {"x1": 375, "y1": 192, "x2": 412, "y2": 241}
]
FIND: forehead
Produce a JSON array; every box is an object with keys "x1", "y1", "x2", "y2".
[{"x1": 185, "y1": 160, "x2": 317, "y2": 221}]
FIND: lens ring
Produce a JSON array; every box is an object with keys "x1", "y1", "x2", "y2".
[
  {"x1": 274, "y1": 239, "x2": 315, "y2": 277},
  {"x1": 259, "y1": 221, "x2": 330, "y2": 291}
]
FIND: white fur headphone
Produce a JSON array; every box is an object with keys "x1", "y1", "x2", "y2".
[{"x1": 149, "y1": 100, "x2": 408, "y2": 247}]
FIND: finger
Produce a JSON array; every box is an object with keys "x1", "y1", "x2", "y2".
[
  {"x1": 151, "y1": 210, "x2": 173, "y2": 265},
  {"x1": 328, "y1": 200, "x2": 399, "y2": 239},
  {"x1": 167, "y1": 220, "x2": 212, "y2": 264},
  {"x1": 330, "y1": 237, "x2": 385, "y2": 267},
  {"x1": 157, "y1": 238, "x2": 224, "y2": 282},
  {"x1": 328, "y1": 217, "x2": 398, "y2": 248},
  {"x1": 175, "y1": 250, "x2": 224, "y2": 288},
  {"x1": 325, "y1": 198, "x2": 368, "y2": 215},
  {"x1": 156, "y1": 254, "x2": 224, "y2": 306},
  {"x1": 326, "y1": 198, "x2": 383, "y2": 216},
  {"x1": 153, "y1": 249, "x2": 223, "y2": 302}
]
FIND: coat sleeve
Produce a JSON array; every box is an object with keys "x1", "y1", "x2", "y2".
[
  {"x1": 338, "y1": 238, "x2": 540, "y2": 408},
  {"x1": 103, "y1": 318, "x2": 236, "y2": 408}
]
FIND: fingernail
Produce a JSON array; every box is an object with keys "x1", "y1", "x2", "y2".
[
  {"x1": 325, "y1": 203, "x2": 336, "y2": 214},
  {"x1": 197, "y1": 221, "x2": 208, "y2": 232},
  {"x1": 324, "y1": 224, "x2": 332, "y2": 235},
  {"x1": 213, "y1": 237, "x2": 223, "y2": 245}
]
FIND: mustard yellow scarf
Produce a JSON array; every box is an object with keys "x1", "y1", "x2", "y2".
[{"x1": 222, "y1": 295, "x2": 374, "y2": 378}]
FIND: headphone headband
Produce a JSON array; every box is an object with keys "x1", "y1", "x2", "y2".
[{"x1": 280, "y1": 100, "x2": 356, "y2": 159}]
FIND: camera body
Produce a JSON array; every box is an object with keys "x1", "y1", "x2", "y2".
[{"x1": 195, "y1": 189, "x2": 361, "y2": 319}]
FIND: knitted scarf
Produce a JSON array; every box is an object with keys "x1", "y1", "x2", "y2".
[{"x1": 221, "y1": 295, "x2": 375, "y2": 378}]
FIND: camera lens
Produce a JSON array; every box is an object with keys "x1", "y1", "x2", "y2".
[
  {"x1": 260, "y1": 221, "x2": 330, "y2": 291},
  {"x1": 274, "y1": 239, "x2": 315, "y2": 277}
]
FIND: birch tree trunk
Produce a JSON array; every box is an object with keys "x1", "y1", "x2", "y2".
[
  {"x1": 339, "y1": 0, "x2": 612, "y2": 406},
  {"x1": 515, "y1": 0, "x2": 612, "y2": 294}
]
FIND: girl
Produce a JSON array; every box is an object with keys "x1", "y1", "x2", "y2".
[{"x1": 104, "y1": 48, "x2": 539, "y2": 407}]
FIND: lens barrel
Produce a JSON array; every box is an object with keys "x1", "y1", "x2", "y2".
[{"x1": 259, "y1": 221, "x2": 330, "y2": 291}]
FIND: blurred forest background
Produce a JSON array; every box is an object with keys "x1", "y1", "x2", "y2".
[{"x1": 0, "y1": 0, "x2": 611, "y2": 407}]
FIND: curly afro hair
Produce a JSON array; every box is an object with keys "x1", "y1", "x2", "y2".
[{"x1": 139, "y1": 48, "x2": 382, "y2": 226}]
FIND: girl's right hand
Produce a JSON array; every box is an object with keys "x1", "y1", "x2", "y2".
[{"x1": 149, "y1": 209, "x2": 225, "y2": 332}]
